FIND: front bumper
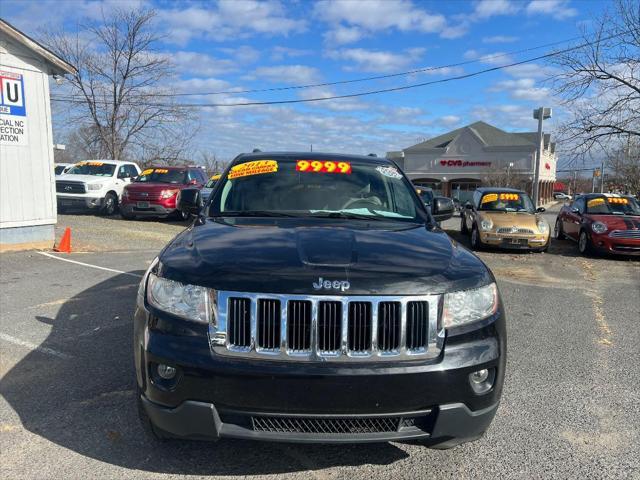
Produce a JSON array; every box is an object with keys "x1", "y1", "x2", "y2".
[
  {"x1": 57, "y1": 194, "x2": 104, "y2": 210},
  {"x1": 134, "y1": 304, "x2": 506, "y2": 446},
  {"x1": 121, "y1": 202, "x2": 176, "y2": 217},
  {"x1": 591, "y1": 234, "x2": 640, "y2": 256},
  {"x1": 480, "y1": 231, "x2": 549, "y2": 250},
  {"x1": 140, "y1": 395, "x2": 499, "y2": 446}
]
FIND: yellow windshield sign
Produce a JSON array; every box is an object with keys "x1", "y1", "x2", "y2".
[
  {"x1": 587, "y1": 198, "x2": 605, "y2": 208},
  {"x1": 228, "y1": 160, "x2": 278, "y2": 179},
  {"x1": 608, "y1": 197, "x2": 628, "y2": 204},
  {"x1": 499, "y1": 193, "x2": 519, "y2": 201},
  {"x1": 141, "y1": 168, "x2": 154, "y2": 176},
  {"x1": 481, "y1": 193, "x2": 498, "y2": 204},
  {"x1": 210, "y1": 174, "x2": 221, "y2": 181}
]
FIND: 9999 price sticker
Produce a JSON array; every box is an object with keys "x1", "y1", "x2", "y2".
[{"x1": 296, "y1": 160, "x2": 352, "y2": 174}]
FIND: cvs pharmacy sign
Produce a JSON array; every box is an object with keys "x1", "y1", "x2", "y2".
[{"x1": 0, "y1": 70, "x2": 26, "y2": 117}]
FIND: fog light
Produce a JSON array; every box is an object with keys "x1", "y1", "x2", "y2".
[
  {"x1": 469, "y1": 368, "x2": 495, "y2": 394},
  {"x1": 470, "y1": 369, "x2": 489, "y2": 384},
  {"x1": 157, "y1": 364, "x2": 176, "y2": 380}
]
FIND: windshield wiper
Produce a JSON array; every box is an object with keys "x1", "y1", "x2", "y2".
[
  {"x1": 216, "y1": 210, "x2": 301, "y2": 218},
  {"x1": 310, "y1": 211, "x2": 388, "y2": 221}
]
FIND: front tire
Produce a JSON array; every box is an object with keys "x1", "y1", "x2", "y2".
[
  {"x1": 101, "y1": 192, "x2": 117, "y2": 216},
  {"x1": 460, "y1": 216, "x2": 469, "y2": 235},
  {"x1": 554, "y1": 219, "x2": 566, "y2": 240},
  {"x1": 578, "y1": 230, "x2": 592, "y2": 255},
  {"x1": 471, "y1": 225, "x2": 483, "y2": 250}
]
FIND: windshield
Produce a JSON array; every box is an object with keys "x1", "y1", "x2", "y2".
[
  {"x1": 211, "y1": 158, "x2": 422, "y2": 222},
  {"x1": 66, "y1": 162, "x2": 116, "y2": 177},
  {"x1": 479, "y1": 192, "x2": 535, "y2": 213},
  {"x1": 135, "y1": 168, "x2": 186, "y2": 184},
  {"x1": 586, "y1": 196, "x2": 640, "y2": 215}
]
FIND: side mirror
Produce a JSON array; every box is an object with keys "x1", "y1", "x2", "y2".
[
  {"x1": 465, "y1": 203, "x2": 473, "y2": 210},
  {"x1": 536, "y1": 207, "x2": 546, "y2": 213},
  {"x1": 571, "y1": 207, "x2": 580, "y2": 215},
  {"x1": 432, "y1": 196, "x2": 454, "y2": 222},
  {"x1": 177, "y1": 188, "x2": 202, "y2": 215}
]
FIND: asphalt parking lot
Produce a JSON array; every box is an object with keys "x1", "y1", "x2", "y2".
[{"x1": 1, "y1": 205, "x2": 639, "y2": 479}]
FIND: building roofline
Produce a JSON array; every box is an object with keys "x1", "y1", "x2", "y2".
[{"x1": 0, "y1": 19, "x2": 76, "y2": 75}]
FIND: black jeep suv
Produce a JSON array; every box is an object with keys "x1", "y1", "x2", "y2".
[{"x1": 134, "y1": 152, "x2": 506, "y2": 448}]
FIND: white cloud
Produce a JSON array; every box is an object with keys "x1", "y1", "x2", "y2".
[
  {"x1": 217, "y1": 46, "x2": 261, "y2": 65},
  {"x1": 248, "y1": 65, "x2": 320, "y2": 85},
  {"x1": 172, "y1": 51, "x2": 238, "y2": 77},
  {"x1": 439, "y1": 115, "x2": 461, "y2": 126},
  {"x1": 473, "y1": 0, "x2": 520, "y2": 19},
  {"x1": 482, "y1": 35, "x2": 519, "y2": 43},
  {"x1": 328, "y1": 47, "x2": 425, "y2": 73},
  {"x1": 504, "y1": 63, "x2": 559, "y2": 79},
  {"x1": 323, "y1": 25, "x2": 366, "y2": 45},
  {"x1": 271, "y1": 46, "x2": 314, "y2": 61},
  {"x1": 526, "y1": 0, "x2": 578, "y2": 20},
  {"x1": 314, "y1": 0, "x2": 449, "y2": 43},
  {"x1": 489, "y1": 78, "x2": 551, "y2": 101},
  {"x1": 298, "y1": 87, "x2": 369, "y2": 112},
  {"x1": 464, "y1": 50, "x2": 514, "y2": 66},
  {"x1": 157, "y1": 1, "x2": 305, "y2": 45}
]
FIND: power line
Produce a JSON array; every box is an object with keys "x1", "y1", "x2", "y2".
[{"x1": 50, "y1": 29, "x2": 630, "y2": 109}]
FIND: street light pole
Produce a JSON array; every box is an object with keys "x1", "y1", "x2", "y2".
[{"x1": 532, "y1": 107, "x2": 552, "y2": 207}]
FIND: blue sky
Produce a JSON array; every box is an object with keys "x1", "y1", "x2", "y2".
[{"x1": 3, "y1": 0, "x2": 612, "y2": 165}]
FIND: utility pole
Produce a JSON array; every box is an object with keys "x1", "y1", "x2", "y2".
[
  {"x1": 532, "y1": 107, "x2": 552, "y2": 207},
  {"x1": 600, "y1": 158, "x2": 605, "y2": 193}
]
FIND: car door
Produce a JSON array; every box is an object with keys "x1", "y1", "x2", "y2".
[{"x1": 564, "y1": 197, "x2": 585, "y2": 239}]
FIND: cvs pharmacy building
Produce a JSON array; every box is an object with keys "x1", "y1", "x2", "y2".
[{"x1": 388, "y1": 121, "x2": 557, "y2": 204}]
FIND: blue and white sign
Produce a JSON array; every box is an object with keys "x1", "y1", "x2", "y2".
[{"x1": 0, "y1": 70, "x2": 28, "y2": 146}]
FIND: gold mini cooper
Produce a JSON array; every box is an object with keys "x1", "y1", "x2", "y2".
[{"x1": 461, "y1": 188, "x2": 550, "y2": 252}]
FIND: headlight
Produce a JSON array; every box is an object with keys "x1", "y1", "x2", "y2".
[
  {"x1": 591, "y1": 221, "x2": 607, "y2": 234},
  {"x1": 480, "y1": 218, "x2": 493, "y2": 231},
  {"x1": 87, "y1": 183, "x2": 103, "y2": 191},
  {"x1": 537, "y1": 219, "x2": 549, "y2": 233},
  {"x1": 146, "y1": 273, "x2": 212, "y2": 323},
  {"x1": 160, "y1": 189, "x2": 179, "y2": 199},
  {"x1": 443, "y1": 283, "x2": 498, "y2": 328}
]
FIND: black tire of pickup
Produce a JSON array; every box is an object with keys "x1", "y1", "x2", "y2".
[{"x1": 101, "y1": 192, "x2": 117, "y2": 216}]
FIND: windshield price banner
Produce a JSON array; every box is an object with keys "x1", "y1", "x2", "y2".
[
  {"x1": 296, "y1": 160, "x2": 352, "y2": 174},
  {"x1": 0, "y1": 70, "x2": 28, "y2": 146}
]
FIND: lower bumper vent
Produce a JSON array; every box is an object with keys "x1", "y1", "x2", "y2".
[{"x1": 251, "y1": 416, "x2": 404, "y2": 434}]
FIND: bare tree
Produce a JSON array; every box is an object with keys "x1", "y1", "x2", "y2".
[
  {"x1": 606, "y1": 136, "x2": 640, "y2": 194},
  {"x1": 43, "y1": 8, "x2": 197, "y2": 162},
  {"x1": 551, "y1": 0, "x2": 639, "y2": 160},
  {"x1": 199, "y1": 151, "x2": 228, "y2": 176}
]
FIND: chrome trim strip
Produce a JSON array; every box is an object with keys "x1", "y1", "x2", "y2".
[{"x1": 209, "y1": 291, "x2": 443, "y2": 362}]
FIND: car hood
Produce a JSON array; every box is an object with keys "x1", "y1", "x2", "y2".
[
  {"x1": 157, "y1": 218, "x2": 493, "y2": 295},
  {"x1": 478, "y1": 211, "x2": 543, "y2": 229},
  {"x1": 126, "y1": 182, "x2": 185, "y2": 192},
  {"x1": 56, "y1": 174, "x2": 110, "y2": 184},
  {"x1": 587, "y1": 214, "x2": 640, "y2": 230}
]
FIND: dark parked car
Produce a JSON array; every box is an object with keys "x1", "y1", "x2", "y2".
[
  {"x1": 415, "y1": 187, "x2": 455, "y2": 223},
  {"x1": 120, "y1": 166, "x2": 207, "y2": 220},
  {"x1": 134, "y1": 152, "x2": 506, "y2": 449},
  {"x1": 555, "y1": 193, "x2": 640, "y2": 256}
]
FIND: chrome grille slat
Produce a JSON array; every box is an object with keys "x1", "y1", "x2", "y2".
[
  {"x1": 496, "y1": 227, "x2": 535, "y2": 234},
  {"x1": 609, "y1": 229, "x2": 640, "y2": 239},
  {"x1": 211, "y1": 291, "x2": 443, "y2": 362}
]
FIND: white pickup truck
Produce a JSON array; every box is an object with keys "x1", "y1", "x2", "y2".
[{"x1": 56, "y1": 160, "x2": 141, "y2": 215}]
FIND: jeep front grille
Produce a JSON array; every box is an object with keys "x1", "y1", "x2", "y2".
[
  {"x1": 211, "y1": 291, "x2": 443, "y2": 362},
  {"x1": 251, "y1": 416, "x2": 403, "y2": 434}
]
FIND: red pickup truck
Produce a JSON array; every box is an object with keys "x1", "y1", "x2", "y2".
[{"x1": 121, "y1": 166, "x2": 207, "y2": 220}]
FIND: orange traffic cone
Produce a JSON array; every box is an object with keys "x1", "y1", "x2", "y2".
[{"x1": 54, "y1": 227, "x2": 72, "y2": 253}]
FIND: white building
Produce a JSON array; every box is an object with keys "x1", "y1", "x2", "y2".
[
  {"x1": 388, "y1": 121, "x2": 557, "y2": 204},
  {"x1": 0, "y1": 19, "x2": 74, "y2": 251}
]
